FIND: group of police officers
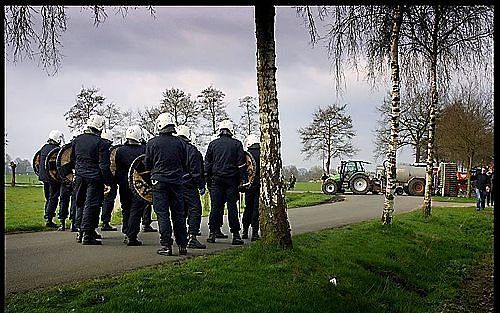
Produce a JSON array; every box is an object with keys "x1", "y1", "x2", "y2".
[{"x1": 37, "y1": 113, "x2": 261, "y2": 256}]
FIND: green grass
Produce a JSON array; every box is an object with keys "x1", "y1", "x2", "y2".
[
  {"x1": 286, "y1": 192, "x2": 339, "y2": 208},
  {"x1": 5, "y1": 206, "x2": 492, "y2": 313},
  {"x1": 5, "y1": 187, "x2": 332, "y2": 234},
  {"x1": 5, "y1": 174, "x2": 41, "y2": 186},
  {"x1": 292, "y1": 181, "x2": 322, "y2": 192},
  {"x1": 432, "y1": 196, "x2": 477, "y2": 203}
]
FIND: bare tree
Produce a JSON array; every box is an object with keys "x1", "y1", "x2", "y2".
[
  {"x1": 64, "y1": 87, "x2": 106, "y2": 131},
  {"x1": 160, "y1": 88, "x2": 199, "y2": 127},
  {"x1": 238, "y1": 96, "x2": 259, "y2": 136},
  {"x1": 255, "y1": 3, "x2": 292, "y2": 249},
  {"x1": 197, "y1": 85, "x2": 228, "y2": 135},
  {"x1": 436, "y1": 80, "x2": 493, "y2": 197},
  {"x1": 298, "y1": 103, "x2": 357, "y2": 174},
  {"x1": 136, "y1": 105, "x2": 161, "y2": 138},
  {"x1": 374, "y1": 87, "x2": 442, "y2": 163},
  {"x1": 397, "y1": 5, "x2": 494, "y2": 217}
]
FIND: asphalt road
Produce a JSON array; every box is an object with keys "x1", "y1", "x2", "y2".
[{"x1": 4, "y1": 195, "x2": 469, "y2": 296}]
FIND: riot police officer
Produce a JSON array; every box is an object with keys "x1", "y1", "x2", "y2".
[
  {"x1": 241, "y1": 134, "x2": 260, "y2": 241},
  {"x1": 100, "y1": 131, "x2": 118, "y2": 232},
  {"x1": 115, "y1": 125, "x2": 148, "y2": 246},
  {"x1": 68, "y1": 128, "x2": 83, "y2": 232},
  {"x1": 205, "y1": 120, "x2": 247, "y2": 245},
  {"x1": 144, "y1": 113, "x2": 189, "y2": 256},
  {"x1": 176, "y1": 125, "x2": 206, "y2": 249},
  {"x1": 72, "y1": 115, "x2": 113, "y2": 245},
  {"x1": 38, "y1": 130, "x2": 65, "y2": 228}
]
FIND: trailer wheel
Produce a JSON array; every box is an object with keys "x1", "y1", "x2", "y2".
[
  {"x1": 322, "y1": 179, "x2": 338, "y2": 195},
  {"x1": 350, "y1": 175, "x2": 370, "y2": 195},
  {"x1": 408, "y1": 178, "x2": 425, "y2": 196}
]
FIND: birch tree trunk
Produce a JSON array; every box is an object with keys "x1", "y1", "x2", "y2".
[
  {"x1": 422, "y1": 6, "x2": 440, "y2": 217},
  {"x1": 255, "y1": 3, "x2": 293, "y2": 249},
  {"x1": 381, "y1": 6, "x2": 403, "y2": 225}
]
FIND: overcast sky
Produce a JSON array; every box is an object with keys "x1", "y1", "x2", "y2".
[{"x1": 4, "y1": 6, "x2": 416, "y2": 171}]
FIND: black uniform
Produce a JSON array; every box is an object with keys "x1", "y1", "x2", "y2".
[
  {"x1": 38, "y1": 140, "x2": 61, "y2": 222},
  {"x1": 115, "y1": 142, "x2": 148, "y2": 241},
  {"x1": 242, "y1": 143, "x2": 260, "y2": 235},
  {"x1": 101, "y1": 139, "x2": 118, "y2": 227},
  {"x1": 144, "y1": 132, "x2": 189, "y2": 248},
  {"x1": 205, "y1": 133, "x2": 246, "y2": 235},
  {"x1": 71, "y1": 132, "x2": 113, "y2": 240},
  {"x1": 181, "y1": 139, "x2": 206, "y2": 236}
]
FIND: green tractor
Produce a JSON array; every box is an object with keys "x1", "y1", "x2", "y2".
[{"x1": 322, "y1": 160, "x2": 381, "y2": 195}]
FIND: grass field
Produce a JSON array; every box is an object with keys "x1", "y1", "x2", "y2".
[
  {"x1": 432, "y1": 196, "x2": 477, "y2": 203},
  {"x1": 291, "y1": 181, "x2": 322, "y2": 192},
  {"x1": 5, "y1": 206, "x2": 493, "y2": 313},
  {"x1": 5, "y1": 173, "x2": 41, "y2": 186},
  {"x1": 4, "y1": 186, "x2": 336, "y2": 234}
]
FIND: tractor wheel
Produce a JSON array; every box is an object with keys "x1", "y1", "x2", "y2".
[
  {"x1": 395, "y1": 187, "x2": 404, "y2": 196},
  {"x1": 322, "y1": 179, "x2": 338, "y2": 195},
  {"x1": 408, "y1": 178, "x2": 425, "y2": 196},
  {"x1": 350, "y1": 175, "x2": 370, "y2": 195}
]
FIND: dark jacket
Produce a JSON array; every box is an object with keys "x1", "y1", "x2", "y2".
[
  {"x1": 38, "y1": 141, "x2": 60, "y2": 182},
  {"x1": 71, "y1": 132, "x2": 113, "y2": 184},
  {"x1": 205, "y1": 134, "x2": 246, "y2": 182},
  {"x1": 182, "y1": 140, "x2": 206, "y2": 190},
  {"x1": 115, "y1": 143, "x2": 146, "y2": 185},
  {"x1": 475, "y1": 173, "x2": 490, "y2": 191},
  {"x1": 144, "y1": 133, "x2": 188, "y2": 184},
  {"x1": 247, "y1": 143, "x2": 260, "y2": 191}
]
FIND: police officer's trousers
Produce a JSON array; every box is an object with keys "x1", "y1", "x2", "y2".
[
  {"x1": 242, "y1": 188, "x2": 259, "y2": 231},
  {"x1": 142, "y1": 204, "x2": 153, "y2": 227},
  {"x1": 118, "y1": 182, "x2": 147, "y2": 239},
  {"x1": 209, "y1": 176, "x2": 241, "y2": 234},
  {"x1": 74, "y1": 176, "x2": 104, "y2": 232},
  {"x1": 43, "y1": 181, "x2": 61, "y2": 220},
  {"x1": 152, "y1": 181, "x2": 187, "y2": 247},
  {"x1": 57, "y1": 183, "x2": 72, "y2": 221},
  {"x1": 101, "y1": 183, "x2": 118, "y2": 224},
  {"x1": 184, "y1": 185, "x2": 202, "y2": 235}
]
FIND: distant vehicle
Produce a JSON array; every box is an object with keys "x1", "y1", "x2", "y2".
[{"x1": 322, "y1": 160, "x2": 381, "y2": 195}]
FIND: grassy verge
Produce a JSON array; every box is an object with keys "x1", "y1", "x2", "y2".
[
  {"x1": 292, "y1": 181, "x2": 322, "y2": 192},
  {"x1": 286, "y1": 191, "x2": 340, "y2": 208},
  {"x1": 5, "y1": 206, "x2": 493, "y2": 313},
  {"x1": 432, "y1": 196, "x2": 477, "y2": 203}
]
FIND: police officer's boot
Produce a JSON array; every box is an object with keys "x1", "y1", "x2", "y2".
[
  {"x1": 187, "y1": 234, "x2": 206, "y2": 249},
  {"x1": 93, "y1": 230, "x2": 103, "y2": 239},
  {"x1": 215, "y1": 228, "x2": 228, "y2": 239},
  {"x1": 76, "y1": 230, "x2": 84, "y2": 243},
  {"x1": 157, "y1": 245, "x2": 173, "y2": 256},
  {"x1": 141, "y1": 224, "x2": 157, "y2": 232},
  {"x1": 179, "y1": 245, "x2": 188, "y2": 256},
  {"x1": 57, "y1": 219, "x2": 66, "y2": 231},
  {"x1": 241, "y1": 227, "x2": 249, "y2": 239},
  {"x1": 232, "y1": 232, "x2": 244, "y2": 245},
  {"x1": 127, "y1": 237, "x2": 143, "y2": 246},
  {"x1": 82, "y1": 231, "x2": 102, "y2": 245},
  {"x1": 101, "y1": 222, "x2": 117, "y2": 231},
  {"x1": 123, "y1": 235, "x2": 128, "y2": 244},
  {"x1": 251, "y1": 229, "x2": 260, "y2": 242},
  {"x1": 70, "y1": 224, "x2": 79, "y2": 232},
  {"x1": 206, "y1": 231, "x2": 217, "y2": 243},
  {"x1": 45, "y1": 218, "x2": 58, "y2": 228}
]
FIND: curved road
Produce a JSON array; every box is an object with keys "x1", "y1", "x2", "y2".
[{"x1": 4, "y1": 195, "x2": 467, "y2": 295}]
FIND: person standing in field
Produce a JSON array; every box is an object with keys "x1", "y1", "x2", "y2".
[{"x1": 475, "y1": 167, "x2": 490, "y2": 211}]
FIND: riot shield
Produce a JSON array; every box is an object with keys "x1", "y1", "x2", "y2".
[
  {"x1": 56, "y1": 143, "x2": 74, "y2": 184},
  {"x1": 33, "y1": 150, "x2": 41, "y2": 176},
  {"x1": 45, "y1": 147, "x2": 61, "y2": 182},
  {"x1": 128, "y1": 154, "x2": 153, "y2": 203}
]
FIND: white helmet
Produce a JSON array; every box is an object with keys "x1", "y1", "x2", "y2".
[
  {"x1": 87, "y1": 114, "x2": 106, "y2": 131},
  {"x1": 155, "y1": 113, "x2": 176, "y2": 131},
  {"x1": 48, "y1": 129, "x2": 64, "y2": 144},
  {"x1": 101, "y1": 131, "x2": 113, "y2": 142},
  {"x1": 218, "y1": 119, "x2": 234, "y2": 134},
  {"x1": 176, "y1": 125, "x2": 191, "y2": 141},
  {"x1": 245, "y1": 134, "x2": 260, "y2": 149},
  {"x1": 125, "y1": 125, "x2": 143, "y2": 142}
]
